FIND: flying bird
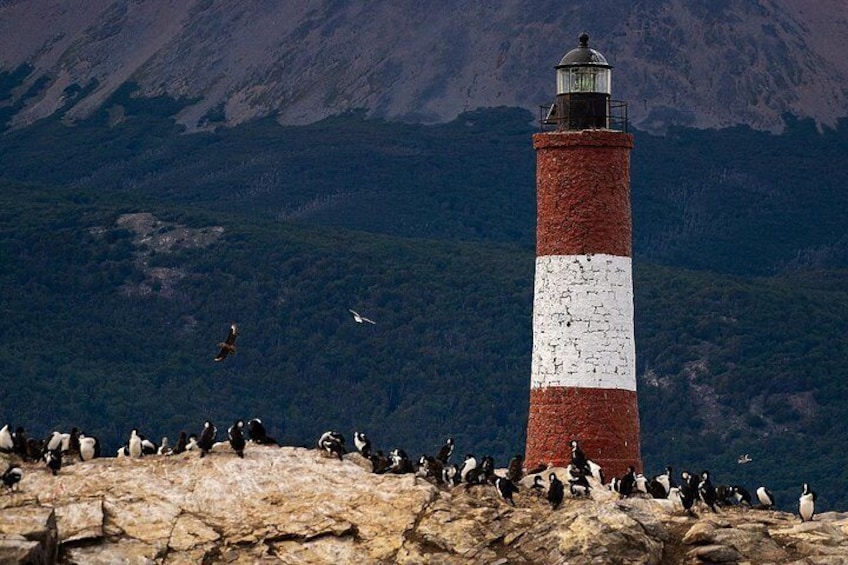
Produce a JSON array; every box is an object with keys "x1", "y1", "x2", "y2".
[
  {"x1": 737, "y1": 453, "x2": 752, "y2": 464},
  {"x1": 348, "y1": 309, "x2": 376, "y2": 325},
  {"x1": 214, "y1": 324, "x2": 238, "y2": 362}
]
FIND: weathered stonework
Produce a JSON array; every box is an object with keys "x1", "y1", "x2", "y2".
[
  {"x1": 527, "y1": 128, "x2": 640, "y2": 476},
  {"x1": 534, "y1": 130, "x2": 634, "y2": 258},
  {"x1": 531, "y1": 253, "x2": 635, "y2": 391},
  {"x1": 525, "y1": 387, "x2": 641, "y2": 477}
]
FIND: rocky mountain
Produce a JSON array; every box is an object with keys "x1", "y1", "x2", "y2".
[
  {"x1": 1, "y1": 0, "x2": 846, "y2": 134},
  {"x1": 3, "y1": 445, "x2": 848, "y2": 564}
]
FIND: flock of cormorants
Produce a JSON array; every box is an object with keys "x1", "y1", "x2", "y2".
[
  {"x1": 315, "y1": 429, "x2": 818, "y2": 521},
  {"x1": 1, "y1": 421, "x2": 818, "y2": 522}
]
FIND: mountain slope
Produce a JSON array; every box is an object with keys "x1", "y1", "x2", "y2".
[
  {"x1": 1, "y1": 179, "x2": 847, "y2": 511},
  {"x1": 1, "y1": 102, "x2": 847, "y2": 276},
  {"x1": 1, "y1": 0, "x2": 847, "y2": 133}
]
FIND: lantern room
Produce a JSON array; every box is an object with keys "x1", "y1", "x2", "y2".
[{"x1": 550, "y1": 33, "x2": 613, "y2": 131}]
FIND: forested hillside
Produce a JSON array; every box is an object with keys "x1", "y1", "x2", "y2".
[
  {"x1": 1, "y1": 81, "x2": 846, "y2": 276},
  {"x1": 2, "y1": 178, "x2": 847, "y2": 512},
  {"x1": 1, "y1": 76, "x2": 848, "y2": 512}
]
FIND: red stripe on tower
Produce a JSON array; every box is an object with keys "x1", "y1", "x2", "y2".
[{"x1": 525, "y1": 34, "x2": 641, "y2": 480}]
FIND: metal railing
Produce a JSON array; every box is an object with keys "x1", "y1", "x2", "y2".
[{"x1": 539, "y1": 100, "x2": 629, "y2": 132}]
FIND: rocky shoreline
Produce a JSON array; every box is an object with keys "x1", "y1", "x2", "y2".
[{"x1": 2, "y1": 445, "x2": 848, "y2": 564}]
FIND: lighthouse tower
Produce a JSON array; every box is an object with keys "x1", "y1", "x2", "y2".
[{"x1": 524, "y1": 33, "x2": 641, "y2": 479}]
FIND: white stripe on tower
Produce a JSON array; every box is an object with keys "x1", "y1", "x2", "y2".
[{"x1": 531, "y1": 253, "x2": 635, "y2": 391}]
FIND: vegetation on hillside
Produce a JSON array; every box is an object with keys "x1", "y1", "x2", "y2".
[
  {"x1": 1, "y1": 81, "x2": 846, "y2": 277},
  {"x1": 1, "y1": 180, "x2": 847, "y2": 512},
  {"x1": 1, "y1": 84, "x2": 847, "y2": 511}
]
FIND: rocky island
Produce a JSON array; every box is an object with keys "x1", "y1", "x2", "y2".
[{"x1": 2, "y1": 444, "x2": 848, "y2": 564}]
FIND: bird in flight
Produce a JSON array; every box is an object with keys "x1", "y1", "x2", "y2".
[
  {"x1": 349, "y1": 309, "x2": 376, "y2": 325},
  {"x1": 737, "y1": 453, "x2": 752, "y2": 464},
  {"x1": 214, "y1": 324, "x2": 238, "y2": 362}
]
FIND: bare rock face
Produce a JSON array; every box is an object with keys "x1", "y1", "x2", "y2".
[
  {"x1": 0, "y1": 1, "x2": 846, "y2": 134},
  {"x1": 2, "y1": 446, "x2": 848, "y2": 564},
  {"x1": 0, "y1": 505, "x2": 59, "y2": 564}
]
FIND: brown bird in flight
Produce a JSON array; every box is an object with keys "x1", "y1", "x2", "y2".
[{"x1": 214, "y1": 324, "x2": 238, "y2": 362}]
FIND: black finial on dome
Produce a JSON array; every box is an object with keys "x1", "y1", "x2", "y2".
[{"x1": 578, "y1": 32, "x2": 589, "y2": 47}]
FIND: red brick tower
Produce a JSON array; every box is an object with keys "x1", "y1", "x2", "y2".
[{"x1": 524, "y1": 34, "x2": 641, "y2": 479}]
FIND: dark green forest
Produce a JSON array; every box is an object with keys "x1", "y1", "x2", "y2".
[{"x1": 1, "y1": 75, "x2": 848, "y2": 512}]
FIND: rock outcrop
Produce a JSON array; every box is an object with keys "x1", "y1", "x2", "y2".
[
  {"x1": 0, "y1": 1, "x2": 847, "y2": 133},
  {"x1": 2, "y1": 445, "x2": 848, "y2": 564}
]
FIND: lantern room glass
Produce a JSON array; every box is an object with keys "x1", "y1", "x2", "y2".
[{"x1": 557, "y1": 67, "x2": 611, "y2": 95}]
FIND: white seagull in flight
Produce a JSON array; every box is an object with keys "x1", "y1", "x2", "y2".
[
  {"x1": 737, "y1": 454, "x2": 752, "y2": 464},
  {"x1": 349, "y1": 309, "x2": 376, "y2": 325}
]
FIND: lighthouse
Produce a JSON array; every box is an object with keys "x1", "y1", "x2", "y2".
[{"x1": 524, "y1": 33, "x2": 641, "y2": 479}]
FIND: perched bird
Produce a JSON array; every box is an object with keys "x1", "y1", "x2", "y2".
[
  {"x1": 566, "y1": 463, "x2": 584, "y2": 482},
  {"x1": 214, "y1": 324, "x2": 238, "y2": 362},
  {"x1": 140, "y1": 435, "x2": 157, "y2": 456},
  {"x1": 1, "y1": 463, "x2": 23, "y2": 491},
  {"x1": 443, "y1": 464, "x2": 461, "y2": 486},
  {"x1": 185, "y1": 434, "x2": 199, "y2": 452},
  {"x1": 465, "y1": 455, "x2": 495, "y2": 485},
  {"x1": 731, "y1": 485, "x2": 753, "y2": 506},
  {"x1": 198, "y1": 421, "x2": 217, "y2": 458},
  {"x1": 756, "y1": 486, "x2": 776, "y2": 509},
  {"x1": 547, "y1": 473, "x2": 565, "y2": 510},
  {"x1": 128, "y1": 429, "x2": 143, "y2": 458},
  {"x1": 67, "y1": 427, "x2": 81, "y2": 457},
  {"x1": 43, "y1": 431, "x2": 66, "y2": 455},
  {"x1": 24, "y1": 437, "x2": 43, "y2": 462},
  {"x1": 799, "y1": 483, "x2": 817, "y2": 522},
  {"x1": 569, "y1": 473, "x2": 592, "y2": 498},
  {"x1": 247, "y1": 419, "x2": 278, "y2": 445},
  {"x1": 506, "y1": 454, "x2": 524, "y2": 483},
  {"x1": 436, "y1": 437, "x2": 455, "y2": 465},
  {"x1": 388, "y1": 448, "x2": 414, "y2": 474},
  {"x1": 353, "y1": 432, "x2": 372, "y2": 458},
  {"x1": 318, "y1": 431, "x2": 346, "y2": 461},
  {"x1": 157, "y1": 437, "x2": 171, "y2": 456},
  {"x1": 716, "y1": 484, "x2": 734, "y2": 505},
  {"x1": 348, "y1": 309, "x2": 376, "y2": 325},
  {"x1": 495, "y1": 476, "x2": 519, "y2": 506},
  {"x1": 459, "y1": 454, "x2": 478, "y2": 484},
  {"x1": 618, "y1": 466, "x2": 637, "y2": 497},
  {"x1": 417, "y1": 455, "x2": 444, "y2": 484},
  {"x1": 0, "y1": 424, "x2": 14, "y2": 453},
  {"x1": 570, "y1": 440, "x2": 590, "y2": 475},
  {"x1": 528, "y1": 475, "x2": 547, "y2": 497},
  {"x1": 634, "y1": 473, "x2": 649, "y2": 494},
  {"x1": 228, "y1": 420, "x2": 246, "y2": 458},
  {"x1": 13, "y1": 427, "x2": 29, "y2": 460},
  {"x1": 648, "y1": 466, "x2": 673, "y2": 499},
  {"x1": 171, "y1": 432, "x2": 188, "y2": 455},
  {"x1": 676, "y1": 471, "x2": 699, "y2": 515},
  {"x1": 45, "y1": 449, "x2": 62, "y2": 476},
  {"x1": 608, "y1": 477, "x2": 621, "y2": 493},
  {"x1": 78, "y1": 434, "x2": 100, "y2": 461},
  {"x1": 737, "y1": 454, "x2": 752, "y2": 464},
  {"x1": 370, "y1": 450, "x2": 391, "y2": 474},
  {"x1": 587, "y1": 459, "x2": 605, "y2": 485},
  {"x1": 698, "y1": 471, "x2": 718, "y2": 512}
]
